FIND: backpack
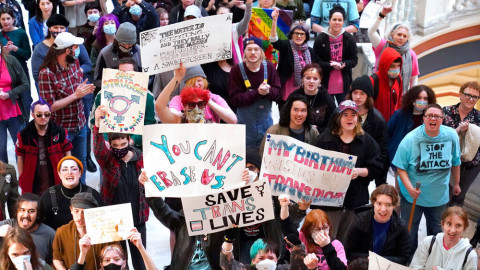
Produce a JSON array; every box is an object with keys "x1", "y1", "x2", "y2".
[
  {"x1": 371, "y1": 73, "x2": 401, "y2": 100},
  {"x1": 427, "y1": 235, "x2": 474, "y2": 267},
  {"x1": 49, "y1": 185, "x2": 94, "y2": 215}
]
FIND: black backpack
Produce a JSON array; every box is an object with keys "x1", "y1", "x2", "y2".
[{"x1": 371, "y1": 73, "x2": 402, "y2": 100}]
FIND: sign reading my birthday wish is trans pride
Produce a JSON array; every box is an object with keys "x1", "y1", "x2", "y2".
[
  {"x1": 143, "y1": 124, "x2": 246, "y2": 197},
  {"x1": 259, "y1": 134, "x2": 356, "y2": 207},
  {"x1": 248, "y1": 8, "x2": 293, "y2": 64},
  {"x1": 99, "y1": 68, "x2": 149, "y2": 135}
]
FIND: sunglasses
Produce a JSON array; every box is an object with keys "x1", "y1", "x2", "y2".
[
  {"x1": 35, "y1": 112, "x2": 51, "y2": 118},
  {"x1": 186, "y1": 101, "x2": 207, "y2": 110}
]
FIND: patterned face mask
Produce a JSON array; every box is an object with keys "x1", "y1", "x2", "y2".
[{"x1": 185, "y1": 107, "x2": 205, "y2": 123}]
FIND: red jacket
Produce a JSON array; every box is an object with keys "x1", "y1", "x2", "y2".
[
  {"x1": 372, "y1": 47, "x2": 403, "y2": 122},
  {"x1": 15, "y1": 120, "x2": 72, "y2": 193}
]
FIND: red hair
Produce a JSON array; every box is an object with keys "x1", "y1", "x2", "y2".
[
  {"x1": 300, "y1": 210, "x2": 332, "y2": 253},
  {"x1": 180, "y1": 87, "x2": 211, "y2": 105}
]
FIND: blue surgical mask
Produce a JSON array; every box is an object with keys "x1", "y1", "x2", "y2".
[
  {"x1": 88, "y1": 13, "x2": 100, "y2": 22},
  {"x1": 103, "y1": 24, "x2": 117, "y2": 35},
  {"x1": 388, "y1": 68, "x2": 401, "y2": 79},
  {"x1": 74, "y1": 47, "x2": 80, "y2": 58},
  {"x1": 129, "y1": 5, "x2": 142, "y2": 16}
]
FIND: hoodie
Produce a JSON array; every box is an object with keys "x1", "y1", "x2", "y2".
[
  {"x1": 410, "y1": 233, "x2": 477, "y2": 270},
  {"x1": 371, "y1": 47, "x2": 403, "y2": 122}
]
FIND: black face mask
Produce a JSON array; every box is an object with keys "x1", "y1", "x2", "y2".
[
  {"x1": 51, "y1": 31, "x2": 61, "y2": 38},
  {"x1": 111, "y1": 146, "x2": 130, "y2": 160},
  {"x1": 103, "y1": 263, "x2": 123, "y2": 270}
]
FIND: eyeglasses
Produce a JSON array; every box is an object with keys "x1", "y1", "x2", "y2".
[
  {"x1": 35, "y1": 112, "x2": 51, "y2": 118},
  {"x1": 186, "y1": 101, "x2": 207, "y2": 110},
  {"x1": 423, "y1": 114, "x2": 443, "y2": 120},
  {"x1": 293, "y1": 32, "x2": 305, "y2": 37},
  {"x1": 462, "y1": 92, "x2": 480, "y2": 101}
]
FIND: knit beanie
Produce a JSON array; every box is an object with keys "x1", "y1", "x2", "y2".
[
  {"x1": 350, "y1": 75, "x2": 374, "y2": 97},
  {"x1": 115, "y1": 22, "x2": 137, "y2": 44},
  {"x1": 243, "y1": 37, "x2": 264, "y2": 51},
  {"x1": 46, "y1": 14, "x2": 70, "y2": 28},
  {"x1": 180, "y1": 65, "x2": 206, "y2": 90}
]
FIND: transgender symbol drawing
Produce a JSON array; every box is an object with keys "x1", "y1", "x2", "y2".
[{"x1": 104, "y1": 91, "x2": 140, "y2": 123}]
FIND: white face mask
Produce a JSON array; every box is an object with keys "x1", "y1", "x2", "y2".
[
  {"x1": 256, "y1": 259, "x2": 277, "y2": 270},
  {"x1": 12, "y1": 255, "x2": 31, "y2": 270}
]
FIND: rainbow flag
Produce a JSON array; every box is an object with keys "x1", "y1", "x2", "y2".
[{"x1": 248, "y1": 8, "x2": 294, "y2": 64}]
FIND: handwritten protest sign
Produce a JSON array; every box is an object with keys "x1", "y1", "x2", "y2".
[
  {"x1": 139, "y1": 13, "x2": 232, "y2": 75},
  {"x1": 84, "y1": 203, "x2": 134, "y2": 245},
  {"x1": 259, "y1": 134, "x2": 356, "y2": 207},
  {"x1": 143, "y1": 124, "x2": 246, "y2": 197},
  {"x1": 248, "y1": 8, "x2": 293, "y2": 64},
  {"x1": 181, "y1": 180, "x2": 274, "y2": 236},
  {"x1": 368, "y1": 252, "x2": 413, "y2": 270},
  {"x1": 99, "y1": 68, "x2": 149, "y2": 135}
]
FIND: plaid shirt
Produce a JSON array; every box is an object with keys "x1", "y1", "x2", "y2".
[{"x1": 38, "y1": 61, "x2": 85, "y2": 132}]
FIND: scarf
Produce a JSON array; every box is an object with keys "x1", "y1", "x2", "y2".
[
  {"x1": 290, "y1": 39, "x2": 311, "y2": 87},
  {"x1": 383, "y1": 36, "x2": 412, "y2": 94}
]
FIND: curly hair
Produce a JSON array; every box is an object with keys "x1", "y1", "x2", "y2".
[
  {"x1": 400, "y1": 85, "x2": 436, "y2": 113},
  {"x1": 180, "y1": 87, "x2": 211, "y2": 105}
]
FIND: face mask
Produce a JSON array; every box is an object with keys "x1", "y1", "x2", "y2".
[
  {"x1": 74, "y1": 47, "x2": 80, "y2": 58},
  {"x1": 185, "y1": 107, "x2": 205, "y2": 123},
  {"x1": 111, "y1": 146, "x2": 130, "y2": 159},
  {"x1": 129, "y1": 5, "x2": 142, "y2": 16},
  {"x1": 103, "y1": 263, "x2": 123, "y2": 270},
  {"x1": 413, "y1": 100, "x2": 427, "y2": 111},
  {"x1": 103, "y1": 24, "x2": 117, "y2": 35},
  {"x1": 118, "y1": 44, "x2": 132, "y2": 53},
  {"x1": 51, "y1": 31, "x2": 61, "y2": 38},
  {"x1": 12, "y1": 255, "x2": 31, "y2": 270},
  {"x1": 388, "y1": 68, "x2": 400, "y2": 79},
  {"x1": 256, "y1": 259, "x2": 277, "y2": 270},
  {"x1": 88, "y1": 13, "x2": 100, "y2": 22}
]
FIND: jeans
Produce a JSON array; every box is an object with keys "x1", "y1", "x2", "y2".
[
  {"x1": 0, "y1": 117, "x2": 22, "y2": 163},
  {"x1": 68, "y1": 125, "x2": 87, "y2": 184},
  {"x1": 237, "y1": 99, "x2": 273, "y2": 148},
  {"x1": 400, "y1": 192, "x2": 446, "y2": 255}
]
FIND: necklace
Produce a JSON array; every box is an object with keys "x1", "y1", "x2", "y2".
[{"x1": 60, "y1": 184, "x2": 82, "y2": 199}]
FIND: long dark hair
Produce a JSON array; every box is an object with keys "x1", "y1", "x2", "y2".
[
  {"x1": 0, "y1": 7, "x2": 15, "y2": 30},
  {"x1": 38, "y1": 44, "x2": 68, "y2": 71},
  {"x1": 0, "y1": 227, "x2": 41, "y2": 270},
  {"x1": 400, "y1": 85, "x2": 436, "y2": 113},
  {"x1": 279, "y1": 95, "x2": 312, "y2": 131},
  {"x1": 35, "y1": 0, "x2": 56, "y2": 23}
]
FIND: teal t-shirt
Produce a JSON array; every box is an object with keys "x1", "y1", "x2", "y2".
[
  {"x1": 392, "y1": 125, "x2": 461, "y2": 207},
  {"x1": 189, "y1": 239, "x2": 211, "y2": 270},
  {"x1": 311, "y1": 0, "x2": 359, "y2": 29}
]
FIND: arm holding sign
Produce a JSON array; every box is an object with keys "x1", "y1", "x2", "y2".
[
  {"x1": 155, "y1": 64, "x2": 185, "y2": 123},
  {"x1": 127, "y1": 228, "x2": 157, "y2": 270},
  {"x1": 70, "y1": 235, "x2": 91, "y2": 270}
]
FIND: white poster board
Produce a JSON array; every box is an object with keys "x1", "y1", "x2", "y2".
[
  {"x1": 139, "y1": 13, "x2": 233, "y2": 75},
  {"x1": 84, "y1": 203, "x2": 134, "y2": 245},
  {"x1": 259, "y1": 134, "x2": 356, "y2": 207},
  {"x1": 99, "y1": 68, "x2": 149, "y2": 135},
  {"x1": 143, "y1": 124, "x2": 246, "y2": 197},
  {"x1": 181, "y1": 181, "x2": 275, "y2": 236},
  {"x1": 368, "y1": 252, "x2": 414, "y2": 270}
]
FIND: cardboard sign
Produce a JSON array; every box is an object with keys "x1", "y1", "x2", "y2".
[
  {"x1": 143, "y1": 124, "x2": 246, "y2": 197},
  {"x1": 182, "y1": 181, "x2": 275, "y2": 235},
  {"x1": 248, "y1": 8, "x2": 293, "y2": 64},
  {"x1": 140, "y1": 13, "x2": 233, "y2": 75},
  {"x1": 84, "y1": 203, "x2": 135, "y2": 245},
  {"x1": 259, "y1": 134, "x2": 356, "y2": 207},
  {"x1": 368, "y1": 252, "x2": 414, "y2": 270},
  {"x1": 99, "y1": 68, "x2": 149, "y2": 135}
]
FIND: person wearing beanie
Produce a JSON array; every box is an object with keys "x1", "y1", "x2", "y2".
[
  {"x1": 76, "y1": 2, "x2": 102, "y2": 55},
  {"x1": 52, "y1": 192, "x2": 109, "y2": 270},
  {"x1": 32, "y1": 14, "x2": 92, "y2": 89},
  {"x1": 345, "y1": 75, "x2": 388, "y2": 187},
  {"x1": 37, "y1": 31, "x2": 95, "y2": 188},
  {"x1": 40, "y1": 156, "x2": 102, "y2": 230},
  {"x1": 112, "y1": 0, "x2": 159, "y2": 40},
  {"x1": 93, "y1": 22, "x2": 142, "y2": 87},
  {"x1": 229, "y1": 36, "x2": 282, "y2": 147},
  {"x1": 269, "y1": 9, "x2": 316, "y2": 107},
  {"x1": 162, "y1": 65, "x2": 237, "y2": 123}
]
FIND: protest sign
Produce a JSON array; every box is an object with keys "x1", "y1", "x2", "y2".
[
  {"x1": 248, "y1": 8, "x2": 293, "y2": 64},
  {"x1": 139, "y1": 13, "x2": 233, "y2": 75},
  {"x1": 181, "y1": 180, "x2": 274, "y2": 236},
  {"x1": 368, "y1": 252, "x2": 413, "y2": 270},
  {"x1": 143, "y1": 124, "x2": 246, "y2": 197},
  {"x1": 84, "y1": 203, "x2": 134, "y2": 245},
  {"x1": 99, "y1": 68, "x2": 149, "y2": 135},
  {"x1": 259, "y1": 134, "x2": 356, "y2": 207}
]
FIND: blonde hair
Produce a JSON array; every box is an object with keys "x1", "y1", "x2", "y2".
[{"x1": 185, "y1": 76, "x2": 208, "y2": 90}]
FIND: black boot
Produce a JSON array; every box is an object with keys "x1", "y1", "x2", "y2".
[{"x1": 86, "y1": 156, "x2": 97, "y2": 172}]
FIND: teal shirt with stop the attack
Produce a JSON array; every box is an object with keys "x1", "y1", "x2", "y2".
[{"x1": 392, "y1": 124, "x2": 461, "y2": 207}]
